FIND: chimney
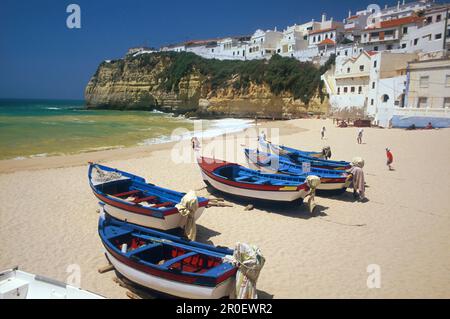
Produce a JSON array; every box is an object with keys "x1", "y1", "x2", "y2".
[
  {"x1": 397, "y1": 1, "x2": 400, "y2": 9},
  {"x1": 348, "y1": 10, "x2": 352, "y2": 18},
  {"x1": 322, "y1": 13, "x2": 327, "y2": 23},
  {"x1": 385, "y1": 4, "x2": 388, "y2": 9}
]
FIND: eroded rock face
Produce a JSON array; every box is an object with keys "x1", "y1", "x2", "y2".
[{"x1": 85, "y1": 54, "x2": 329, "y2": 118}]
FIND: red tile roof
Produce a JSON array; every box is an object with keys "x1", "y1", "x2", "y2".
[
  {"x1": 319, "y1": 38, "x2": 336, "y2": 46},
  {"x1": 366, "y1": 16, "x2": 421, "y2": 30},
  {"x1": 365, "y1": 50, "x2": 379, "y2": 57}
]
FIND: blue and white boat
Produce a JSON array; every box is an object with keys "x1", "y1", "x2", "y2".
[
  {"x1": 244, "y1": 149, "x2": 351, "y2": 192},
  {"x1": 259, "y1": 138, "x2": 351, "y2": 170},
  {"x1": 197, "y1": 156, "x2": 310, "y2": 202},
  {"x1": 88, "y1": 163, "x2": 208, "y2": 231},
  {"x1": 98, "y1": 212, "x2": 237, "y2": 299}
]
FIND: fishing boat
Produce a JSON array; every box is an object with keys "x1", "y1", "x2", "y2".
[
  {"x1": 88, "y1": 163, "x2": 208, "y2": 231},
  {"x1": 197, "y1": 156, "x2": 310, "y2": 202},
  {"x1": 0, "y1": 267, "x2": 104, "y2": 299},
  {"x1": 98, "y1": 212, "x2": 237, "y2": 299},
  {"x1": 244, "y1": 149, "x2": 351, "y2": 192},
  {"x1": 259, "y1": 138, "x2": 351, "y2": 170}
]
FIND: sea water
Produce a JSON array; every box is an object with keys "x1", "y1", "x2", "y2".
[{"x1": 0, "y1": 99, "x2": 252, "y2": 160}]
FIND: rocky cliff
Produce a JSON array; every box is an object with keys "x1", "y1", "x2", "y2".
[{"x1": 85, "y1": 52, "x2": 333, "y2": 118}]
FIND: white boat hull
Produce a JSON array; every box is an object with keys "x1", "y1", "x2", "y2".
[
  {"x1": 105, "y1": 251, "x2": 234, "y2": 299},
  {"x1": 201, "y1": 171, "x2": 308, "y2": 202},
  {"x1": 0, "y1": 268, "x2": 104, "y2": 299},
  {"x1": 100, "y1": 203, "x2": 205, "y2": 231}
]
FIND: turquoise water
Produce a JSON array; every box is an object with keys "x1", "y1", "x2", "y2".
[{"x1": 0, "y1": 99, "x2": 196, "y2": 160}]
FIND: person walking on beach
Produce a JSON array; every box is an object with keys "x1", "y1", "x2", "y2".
[
  {"x1": 321, "y1": 126, "x2": 326, "y2": 140},
  {"x1": 386, "y1": 148, "x2": 394, "y2": 170},
  {"x1": 357, "y1": 128, "x2": 364, "y2": 144}
]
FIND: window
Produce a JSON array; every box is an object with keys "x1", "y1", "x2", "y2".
[
  {"x1": 330, "y1": 33, "x2": 334, "y2": 39},
  {"x1": 402, "y1": 43, "x2": 407, "y2": 49},
  {"x1": 420, "y1": 76, "x2": 429, "y2": 88},
  {"x1": 351, "y1": 87, "x2": 355, "y2": 93},
  {"x1": 345, "y1": 50, "x2": 348, "y2": 56},
  {"x1": 435, "y1": 33, "x2": 442, "y2": 40},
  {"x1": 423, "y1": 34, "x2": 432, "y2": 41},
  {"x1": 303, "y1": 35, "x2": 308, "y2": 40},
  {"x1": 313, "y1": 36, "x2": 316, "y2": 42},
  {"x1": 374, "y1": 46, "x2": 379, "y2": 51},
  {"x1": 385, "y1": 30, "x2": 394, "y2": 36},
  {"x1": 446, "y1": 75, "x2": 450, "y2": 87},
  {"x1": 437, "y1": 14, "x2": 442, "y2": 22},
  {"x1": 371, "y1": 99, "x2": 374, "y2": 106},
  {"x1": 372, "y1": 82, "x2": 376, "y2": 89},
  {"x1": 337, "y1": 87, "x2": 340, "y2": 95},
  {"x1": 382, "y1": 94, "x2": 390, "y2": 103},
  {"x1": 370, "y1": 32, "x2": 379, "y2": 38},
  {"x1": 360, "y1": 65, "x2": 365, "y2": 71},
  {"x1": 387, "y1": 44, "x2": 393, "y2": 50},
  {"x1": 344, "y1": 87, "x2": 348, "y2": 93},
  {"x1": 443, "y1": 97, "x2": 450, "y2": 108},
  {"x1": 414, "y1": 38, "x2": 419, "y2": 45},
  {"x1": 426, "y1": 16, "x2": 432, "y2": 24},
  {"x1": 373, "y1": 60, "x2": 378, "y2": 68},
  {"x1": 358, "y1": 86, "x2": 362, "y2": 94},
  {"x1": 403, "y1": 27, "x2": 408, "y2": 34},
  {"x1": 347, "y1": 67, "x2": 351, "y2": 73},
  {"x1": 418, "y1": 97, "x2": 428, "y2": 108},
  {"x1": 211, "y1": 49, "x2": 214, "y2": 53}
]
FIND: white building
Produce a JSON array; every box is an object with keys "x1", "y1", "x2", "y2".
[
  {"x1": 308, "y1": 14, "x2": 345, "y2": 58},
  {"x1": 322, "y1": 51, "x2": 376, "y2": 118},
  {"x1": 366, "y1": 52, "x2": 418, "y2": 127},
  {"x1": 322, "y1": 50, "x2": 420, "y2": 126},
  {"x1": 277, "y1": 22, "x2": 317, "y2": 57},
  {"x1": 247, "y1": 29, "x2": 283, "y2": 59},
  {"x1": 392, "y1": 56, "x2": 450, "y2": 127}
]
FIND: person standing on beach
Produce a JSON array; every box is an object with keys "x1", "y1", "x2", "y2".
[
  {"x1": 347, "y1": 158, "x2": 366, "y2": 201},
  {"x1": 386, "y1": 148, "x2": 394, "y2": 170},
  {"x1": 357, "y1": 128, "x2": 364, "y2": 144},
  {"x1": 321, "y1": 126, "x2": 326, "y2": 140}
]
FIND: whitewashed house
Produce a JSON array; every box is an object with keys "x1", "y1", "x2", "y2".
[
  {"x1": 247, "y1": 29, "x2": 284, "y2": 59},
  {"x1": 322, "y1": 51, "x2": 376, "y2": 117},
  {"x1": 392, "y1": 57, "x2": 450, "y2": 127},
  {"x1": 366, "y1": 52, "x2": 418, "y2": 127},
  {"x1": 308, "y1": 14, "x2": 345, "y2": 59}
]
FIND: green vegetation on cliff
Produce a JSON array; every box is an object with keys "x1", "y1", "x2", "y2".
[{"x1": 127, "y1": 52, "x2": 335, "y2": 105}]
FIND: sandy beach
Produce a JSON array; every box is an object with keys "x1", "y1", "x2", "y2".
[{"x1": 0, "y1": 118, "x2": 449, "y2": 298}]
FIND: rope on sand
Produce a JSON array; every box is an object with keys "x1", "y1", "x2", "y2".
[{"x1": 318, "y1": 217, "x2": 366, "y2": 227}]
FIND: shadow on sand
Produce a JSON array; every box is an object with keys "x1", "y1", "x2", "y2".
[{"x1": 205, "y1": 185, "x2": 329, "y2": 219}]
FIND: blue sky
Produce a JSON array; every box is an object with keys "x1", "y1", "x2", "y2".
[{"x1": 0, "y1": 0, "x2": 412, "y2": 100}]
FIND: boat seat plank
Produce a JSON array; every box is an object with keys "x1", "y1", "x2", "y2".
[
  {"x1": 134, "y1": 196, "x2": 157, "y2": 204},
  {"x1": 161, "y1": 252, "x2": 198, "y2": 268},
  {"x1": 127, "y1": 242, "x2": 162, "y2": 257},
  {"x1": 234, "y1": 176, "x2": 251, "y2": 182},
  {"x1": 152, "y1": 202, "x2": 175, "y2": 208},
  {"x1": 112, "y1": 190, "x2": 141, "y2": 198}
]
